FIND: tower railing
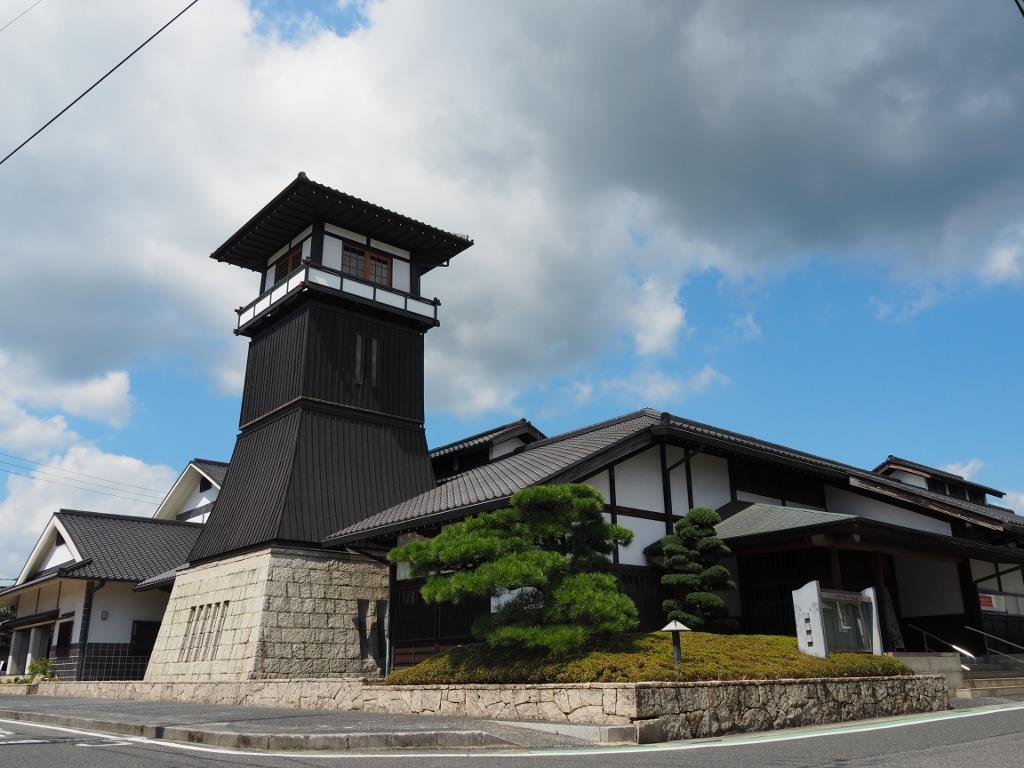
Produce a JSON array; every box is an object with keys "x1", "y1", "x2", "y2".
[{"x1": 235, "y1": 262, "x2": 440, "y2": 331}]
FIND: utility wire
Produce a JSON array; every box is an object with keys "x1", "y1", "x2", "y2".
[
  {"x1": 1016, "y1": 0, "x2": 1024, "y2": 20},
  {"x1": 0, "y1": 0, "x2": 43, "y2": 35},
  {"x1": 0, "y1": 449, "x2": 166, "y2": 493},
  {"x1": 0, "y1": 0, "x2": 201, "y2": 168},
  {"x1": 0, "y1": 464, "x2": 159, "y2": 505},
  {"x1": 0, "y1": 458, "x2": 164, "y2": 500}
]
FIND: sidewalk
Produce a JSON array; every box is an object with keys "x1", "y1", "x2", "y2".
[{"x1": 0, "y1": 694, "x2": 601, "y2": 751}]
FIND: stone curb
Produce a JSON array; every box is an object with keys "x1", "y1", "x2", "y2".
[{"x1": 0, "y1": 709, "x2": 512, "y2": 751}]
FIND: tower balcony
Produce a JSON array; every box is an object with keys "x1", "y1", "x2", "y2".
[{"x1": 235, "y1": 262, "x2": 440, "y2": 334}]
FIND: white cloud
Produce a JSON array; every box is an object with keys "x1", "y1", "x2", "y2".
[
  {"x1": 982, "y1": 245, "x2": 1023, "y2": 284},
  {"x1": 1004, "y1": 491, "x2": 1024, "y2": 517},
  {"x1": 631, "y1": 279, "x2": 687, "y2": 356},
  {"x1": 2, "y1": 1, "x2": 1024, "y2": 416},
  {"x1": 0, "y1": 444, "x2": 176, "y2": 578},
  {"x1": 869, "y1": 284, "x2": 941, "y2": 323},
  {"x1": 0, "y1": 400, "x2": 78, "y2": 459},
  {"x1": 604, "y1": 365, "x2": 729, "y2": 405},
  {"x1": 570, "y1": 381, "x2": 594, "y2": 405},
  {"x1": 942, "y1": 459, "x2": 984, "y2": 481},
  {"x1": 732, "y1": 313, "x2": 763, "y2": 341}
]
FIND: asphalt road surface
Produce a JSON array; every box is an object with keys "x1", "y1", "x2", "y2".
[{"x1": 2, "y1": 703, "x2": 1024, "y2": 767}]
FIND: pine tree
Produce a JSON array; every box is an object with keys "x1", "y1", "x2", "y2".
[
  {"x1": 660, "y1": 507, "x2": 738, "y2": 631},
  {"x1": 389, "y1": 483, "x2": 638, "y2": 656}
]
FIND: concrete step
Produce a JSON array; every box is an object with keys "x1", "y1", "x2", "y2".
[
  {"x1": 967, "y1": 676, "x2": 1024, "y2": 690},
  {"x1": 957, "y1": 685, "x2": 1024, "y2": 699}
]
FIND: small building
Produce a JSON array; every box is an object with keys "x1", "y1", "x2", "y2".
[{"x1": 0, "y1": 458, "x2": 226, "y2": 679}]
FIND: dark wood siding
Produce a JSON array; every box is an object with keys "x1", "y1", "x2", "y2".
[
  {"x1": 239, "y1": 309, "x2": 308, "y2": 426},
  {"x1": 279, "y1": 411, "x2": 434, "y2": 542},
  {"x1": 303, "y1": 302, "x2": 424, "y2": 422},
  {"x1": 190, "y1": 410, "x2": 303, "y2": 562}
]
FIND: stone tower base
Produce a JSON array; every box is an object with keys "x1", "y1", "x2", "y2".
[{"x1": 145, "y1": 547, "x2": 389, "y2": 682}]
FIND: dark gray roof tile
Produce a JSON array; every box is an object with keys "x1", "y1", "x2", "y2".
[{"x1": 55, "y1": 510, "x2": 203, "y2": 583}]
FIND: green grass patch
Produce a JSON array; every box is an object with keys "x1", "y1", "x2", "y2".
[{"x1": 386, "y1": 632, "x2": 912, "y2": 685}]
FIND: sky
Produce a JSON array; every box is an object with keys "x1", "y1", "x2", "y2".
[{"x1": 0, "y1": 0, "x2": 1022, "y2": 576}]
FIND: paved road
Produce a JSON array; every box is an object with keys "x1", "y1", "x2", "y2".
[{"x1": 2, "y1": 702, "x2": 1024, "y2": 767}]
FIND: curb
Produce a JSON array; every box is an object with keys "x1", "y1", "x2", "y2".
[
  {"x1": 488, "y1": 719, "x2": 638, "y2": 744},
  {"x1": 0, "y1": 708, "x2": 512, "y2": 751}
]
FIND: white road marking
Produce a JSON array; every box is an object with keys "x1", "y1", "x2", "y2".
[
  {"x1": 0, "y1": 739, "x2": 50, "y2": 745},
  {"x1": 0, "y1": 702, "x2": 1021, "y2": 760}
]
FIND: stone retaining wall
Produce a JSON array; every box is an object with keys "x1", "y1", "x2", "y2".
[{"x1": 27, "y1": 675, "x2": 947, "y2": 741}]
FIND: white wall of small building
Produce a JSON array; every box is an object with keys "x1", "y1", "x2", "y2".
[
  {"x1": 887, "y1": 469, "x2": 929, "y2": 489},
  {"x1": 88, "y1": 582, "x2": 169, "y2": 644}
]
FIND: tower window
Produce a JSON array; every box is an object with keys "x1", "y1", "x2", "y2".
[
  {"x1": 354, "y1": 334, "x2": 380, "y2": 387},
  {"x1": 270, "y1": 246, "x2": 302, "y2": 287},
  {"x1": 341, "y1": 244, "x2": 391, "y2": 288}
]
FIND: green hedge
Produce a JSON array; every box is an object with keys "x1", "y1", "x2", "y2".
[{"x1": 386, "y1": 632, "x2": 912, "y2": 685}]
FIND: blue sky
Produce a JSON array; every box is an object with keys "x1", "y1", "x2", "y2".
[{"x1": 0, "y1": 0, "x2": 1022, "y2": 574}]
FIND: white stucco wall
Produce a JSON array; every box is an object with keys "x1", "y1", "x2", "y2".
[
  {"x1": 666, "y1": 445, "x2": 688, "y2": 515},
  {"x1": 490, "y1": 436, "x2": 526, "y2": 460},
  {"x1": 88, "y1": 582, "x2": 170, "y2": 644},
  {"x1": 614, "y1": 448, "x2": 664, "y2": 513},
  {"x1": 690, "y1": 453, "x2": 732, "y2": 510},
  {"x1": 392, "y1": 258, "x2": 411, "y2": 292},
  {"x1": 971, "y1": 559, "x2": 1024, "y2": 595},
  {"x1": 43, "y1": 543, "x2": 74, "y2": 570},
  {"x1": 824, "y1": 486, "x2": 952, "y2": 536},
  {"x1": 182, "y1": 483, "x2": 218, "y2": 513},
  {"x1": 585, "y1": 470, "x2": 610, "y2": 502},
  {"x1": 894, "y1": 557, "x2": 964, "y2": 617},
  {"x1": 888, "y1": 470, "x2": 929, "y2": 489},
  {"x1": 606, "y1": 513, "x2": 666, "y2": 567}
]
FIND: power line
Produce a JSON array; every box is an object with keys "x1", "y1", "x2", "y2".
[
  {"x1": 0, "y1": 0, "x2": 201, "y2": 168},
  {"x1": 0, "y1": 458, "x2": 163, "y2": 500},
  {"x1": 0, "y1": 449, "x2": 165, "y2": 494},
  {"x1": 0, "y1": 464, "x2": 159, "y2": 506},
  {"x1": 0, "y1": 0, "x2": 44, "y2": 35}
]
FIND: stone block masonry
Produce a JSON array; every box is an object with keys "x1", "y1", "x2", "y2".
[
  {"x1": 29, "y1": 675, "x2": 948, "y2": 742},
  {"x1": 145, "y1": 547, "x2": 389, "y2": 682}
]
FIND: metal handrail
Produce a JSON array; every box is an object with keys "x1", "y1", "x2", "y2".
[
  {"x1": 965, "y1": 626, "x2": 1024, "y2": 668},
  {"x1": 906, "y1": 622, "x2": 976, "y2": 669}
]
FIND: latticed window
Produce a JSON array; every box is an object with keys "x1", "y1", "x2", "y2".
[
  {"x1": 342, "y1": 245, "x2": 365, "y2": 278},
  {"x1": 369, "y1": 255, "x2": 389, "y2": 287},
  {"x1": 341, "y1": 244, "x2": 391, "y2": 288}
]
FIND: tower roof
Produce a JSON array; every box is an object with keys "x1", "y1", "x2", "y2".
[{"x1": 211, "y1": 173, "x2": 474, "y2": 272}]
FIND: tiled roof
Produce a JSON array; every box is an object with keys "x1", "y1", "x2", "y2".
[
  {"x1": 325, "y1": 409, "x2": 662, "y2": 544},
  {"x1": 192, "y1": 458, "x2": 228, "y2": 487},
  {"x1": 715, "y1": 504, "x2": 856, "y2": 540},
  {"x1": 325, "y1": 407, "x2": 1024, "y2": 545},
  {"x1": 54, "y1": 510, "x2": 203, "y2": 583},
  {"x1": 873, "y1": 455, "x2": 1004, "y2": 497},
  {"x1": 662, "y1": 415, "x2": 1022, "y2": 530},
  {"x1": 429, "y1": 419, "x2": 545, "y2": 459}
]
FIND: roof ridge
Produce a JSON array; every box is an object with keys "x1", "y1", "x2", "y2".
[
  {"x1": 665, "y1": 412, "x2": 861, "y2": 472},
  {"x1": 192, "y1": 458, "x2": 229, "y2": 467},
  {"x1": 873, "y1": 455, "x2": 1002, "y2": 494},
  {"x1": 428, "y1": 418, "x2": 531, "y2": 456},
  {"x1": 522, "y1": 409, "x2": 659, "y2": 452},
  {"x1": 57, "y1": 509, "x2": 203, "y2": 527}
]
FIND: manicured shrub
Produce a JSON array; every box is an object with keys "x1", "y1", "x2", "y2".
[
  {"x1": 389, "y1": 484, "x2": 637, "y2": 656},
  {"x1": 661, "y1": 507, "x2": 738, "y2": 631}
]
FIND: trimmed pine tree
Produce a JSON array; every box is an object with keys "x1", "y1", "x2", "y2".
[
  {"x1": 660, "y1": 506, "x2": 738, "y2": 631},
  {"x1": 388, "y1": 483, "x2": 638, "y2": 656}
]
